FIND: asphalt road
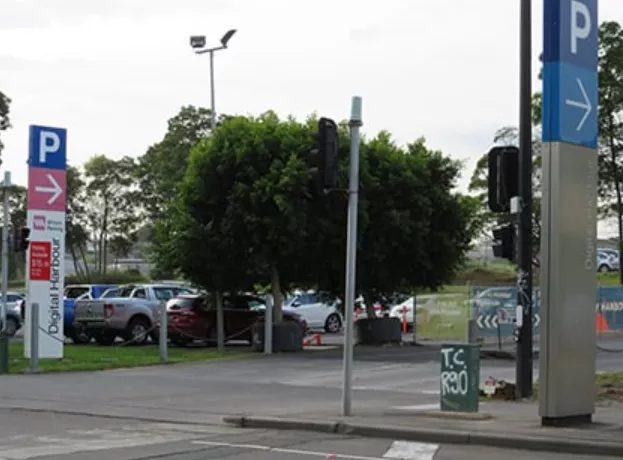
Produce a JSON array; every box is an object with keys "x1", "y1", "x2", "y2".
[{"x1": 0, "y1": 410, "x2": 618, "y2": 460}]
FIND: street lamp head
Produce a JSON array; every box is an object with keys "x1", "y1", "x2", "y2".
[
  {"x1": 220, "y1": 29, "x2": 237, "y2": 47},
  {"x1": 190, "y1": 35, "x2": 206, "y2": 49}
]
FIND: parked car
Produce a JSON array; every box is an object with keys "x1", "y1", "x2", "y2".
[
  {"x1": 166, "y1": 293, "x2": 308, "y2": 346},
  {"x1": 597, "y1": 251, "x2": 619, "y2": 273},
  {"x1": 598, "y1": 248, "x2": 620, "y2": 261},
  {"x1": 388, "y1": 297, "x2": 415, "y2": 325},
  {"x1": 63, "y1": 284, "x2": 118, "y2": 343},
  {"x1": 283, "y1": 291, "x2": 343, "y2": 333},
  {"x1": 74, "y1": 283, "x2": 195, "y2": 345},
  {"x1": 1, "y1": 291, "x2": 25, "y2": 337}
]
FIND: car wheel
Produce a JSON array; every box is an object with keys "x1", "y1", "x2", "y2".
[
  {"x1": 3, "y1": 317, "x2": 18, "y2": 338},
  {"x1": 67, "y1": 324, "x2": 91, "y2": 345},
  {"x1": 598, "y1": 264, "x2": 609, "y2": 273},
  {"x1": 95, "y1": 331, "x2": 116, "y2": 346},
  {"x1": 172, "y1": 337, "x2": 191, "y2": 347},
  {"x1": 324, "y1": 313, "x2": 342, "y2": 333},
  {"x1": 126, "y1": 317, "x2": 150, "y2": 345}
]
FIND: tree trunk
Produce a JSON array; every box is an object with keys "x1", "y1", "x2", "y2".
[
  {"x1": 364, "y1": 291, "x2": 376, "y2": 319},
  {"x1": 215, "y1": 291, "x2": 225, "y2": 350},
  {"x1": 608, "y1": 124, "x2": 623, "y2": 284},
  {"x1": 79, "y1": 243, "x2": 91, "y2": 282},
  {"x1": 100, "y1": 201, "x2": 109, "y2": 274},
  {"x1": 270, "y1": 265, "x2": 283, "y2": 322},
  {"x1": 70, "y1": 242, "x2": 81, "y2": 277}
]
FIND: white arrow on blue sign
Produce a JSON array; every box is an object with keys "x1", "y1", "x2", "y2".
[{"x1": 542, "y1": 0, "x2": 598, "y2": 149}]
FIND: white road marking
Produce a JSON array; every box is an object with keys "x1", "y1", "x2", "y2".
[
  {"x1": 192, "y1": 440, "x2": 386, "y2": 459},
  {"x1": 383, "y1": 440, "x2": 439, "y2": 460}
]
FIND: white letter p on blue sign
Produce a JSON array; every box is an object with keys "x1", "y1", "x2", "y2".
[
  {"x1": 571, "y1": 0, "x2": 591, "y2": 55},
  {"x1": 39, "y1": 131, "x2": 60, "y2": 163}
]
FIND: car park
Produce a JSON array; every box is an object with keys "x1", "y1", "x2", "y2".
[
  {"x1": 166, "y1": 293, "x2": 308, "y2": 346},
  {"x1": 74, "y1": 283, "x2": 194, "y2": 345},
  {"x1": 282, "y1": 291, "x2": 343, "y2": 333}
]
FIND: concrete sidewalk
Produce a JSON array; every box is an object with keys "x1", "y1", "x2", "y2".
[{"x1": 224, "y1": 401, "x2": 623, "y2": 457}]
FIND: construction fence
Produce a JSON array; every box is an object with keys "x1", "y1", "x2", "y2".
[{"x1": 414, "y1": 285, "x2": 623, "y2": 345}]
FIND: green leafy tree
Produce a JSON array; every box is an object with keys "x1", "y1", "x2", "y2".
[
  {"x1": 0, "y1": 90, "x2": 10, "y2": 165},
  {"x1": 0, "y1": 184, "x2": 26, "y2": 280},
  {"x1": 66, "y1": 165, "x2": 91, "y2": 278},
  {"x1": 155, "y1": 113, "x2": 315, "y2": 321},
  {"x1": 84, "y1": 155, "x2": 139, "y2": 273},
  {"x1": 595, "y1": 21, "x2": 623, "y2": 282},
  {"x1": 316, "y1": 134, "x2": 477, "y2": 316},
  {"x1": 136, "y1": 106, "x2": 213, "y2": 223}
]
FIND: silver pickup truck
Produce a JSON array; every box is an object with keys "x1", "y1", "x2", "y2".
[{"x1": 73, "y1": 283, "x2": 195, "y2": 345}]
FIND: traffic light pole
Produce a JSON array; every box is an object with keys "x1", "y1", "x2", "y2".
[
  {"x1": 515, "y1": 0, "x2": 533, "y2": 399},
  {"x1": 341, "y1": 96, "x2": 362, "y2": 417},
  {"x1": 0, "y1": 171, "x2": 11, "y2": 373}
]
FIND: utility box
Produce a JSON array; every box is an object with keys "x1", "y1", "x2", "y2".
[{"x1": 440, "y1": 343, "x2": 480, "y2": 412}]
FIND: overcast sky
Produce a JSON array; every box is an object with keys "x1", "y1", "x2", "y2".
[{"x1": 1, "y1": 0, "x2": 621, "y2": 235}]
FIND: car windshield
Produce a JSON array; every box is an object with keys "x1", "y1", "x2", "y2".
[
  {"x1": 65, "y1": 286, "x2": 90, "y2": 299},
  {"x1": 101, "y1": 288, "x2": 120, "y2": 298},
  {"x1": 117, "y1": 286, "x2": 136, "y2": 298}
]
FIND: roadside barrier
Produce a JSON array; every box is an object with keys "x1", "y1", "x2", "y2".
[
  {"x1": 413, "y1": 293, "x2": 470, "y2": 342},
  {"x1": 468, "y1": 285, "x2": 623, "y2": 349},
  {"x1": 401, "y1": 305, "x2": 408, "y2": 333},
  {"x1": 303, "y1": 333, "x2": 322, "y2": 346}
]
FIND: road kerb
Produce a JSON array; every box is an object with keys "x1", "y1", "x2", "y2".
[
  {"x1": 222, "y1": 416, "x2": 623, "y2": 457},
  {"x1": 222, "y1": 416, "x2": 340, "y2": 433}
]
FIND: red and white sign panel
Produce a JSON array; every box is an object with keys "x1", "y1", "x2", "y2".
[{"x1": 29, "y1": 241, "x2": 51, "y2": 281}]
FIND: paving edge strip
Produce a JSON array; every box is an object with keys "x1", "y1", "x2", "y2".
[{"x1": 222, "y1": 416, "x2": 623, "y2": 457}]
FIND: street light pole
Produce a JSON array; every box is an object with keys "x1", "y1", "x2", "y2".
[
  {"x1": 209, "y1": 50, "x2": 216, "y2": 130},
  {"x1": 190, "y1": 29, "x2": 237, "y2": 131}
]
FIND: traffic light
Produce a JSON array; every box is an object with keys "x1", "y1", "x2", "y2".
[
  {"x1": 308, "y1": 117, "x2": 339, "y2": 193},
  {"x1": 318, "y1": 117, "x2": 339, "y2": 190},
  {"x1": 488, "y1": 146, "x2": 519, "y2": 213},
  {"x1": 492, "y1": 224, "x2": 515, "y2": 261},
  {"x1": 14, "y1": 227, "x2": 30, "y2": 252}
]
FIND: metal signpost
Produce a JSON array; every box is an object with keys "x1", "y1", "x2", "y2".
[
  {"x1": 341, "y1": 96, "x2": 362, "y2": 417},
  {"x1": 0, "y1": 172, "x2": 10, "y2": 373},
  {"x1": 24, "y1": 125, "x2": 67, "y2": 359},
  {"x1": 540, "y1": 0, "x2": 598, "y2": 426}
]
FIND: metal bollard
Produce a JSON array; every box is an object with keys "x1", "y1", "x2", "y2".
[
  {"x1": 30, "y1": 302, "x2": 40, "y2": 373},
  {"x1": 159, "y1": 304, "x2": 167, "y2": 363}
]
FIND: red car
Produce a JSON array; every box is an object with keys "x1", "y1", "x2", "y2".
[{"x1": 166, "y1": 293, "x2": 308, "y2": 346}]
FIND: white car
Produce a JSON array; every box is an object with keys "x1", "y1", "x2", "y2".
[
  {"x1": 283, "y1": 291, "x2": 343, "y2": 333},
  {"x1": 389, "y1": 297, "x2": 415, "y2": 324}
]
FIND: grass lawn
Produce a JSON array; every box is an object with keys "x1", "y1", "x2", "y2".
[
  {"x1": 7, "y1": 343, "x2": 249, "y2": 374},
  {"x1": 596, "y1": 371, "x2": 623, "y2": 401}
]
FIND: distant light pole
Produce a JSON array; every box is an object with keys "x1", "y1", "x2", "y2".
[{"x1": 190, "y1": 29, "x2": 237, "y2": 130}]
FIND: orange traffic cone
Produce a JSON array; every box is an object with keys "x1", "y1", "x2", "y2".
[{"x1": 596, "y1": 312, "x2": 609, "y2": 332}]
